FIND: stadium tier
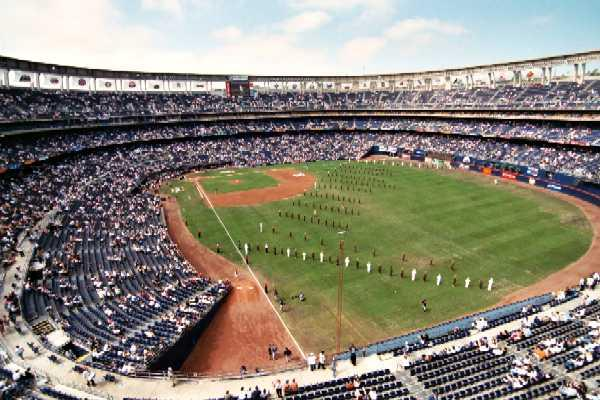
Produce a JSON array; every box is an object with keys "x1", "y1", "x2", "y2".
[
  {"x1": 0, "y1": 81, "x2": 600, "y2": 122},
  {"x1": 0, "y1": 53, "x2": 599, "y2": 400}
]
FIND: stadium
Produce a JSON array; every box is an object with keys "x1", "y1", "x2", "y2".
[{"x1": 1, "y1": 2, "x2": 600, "y2": 399}]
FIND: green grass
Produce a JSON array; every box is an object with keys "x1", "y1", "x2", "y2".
[
  {"x1": 191, "y1": 168, "x2": 279, "y2": 193},
  {"x1": 161, "y1": 161, "x2": 592, "y2": 353}
]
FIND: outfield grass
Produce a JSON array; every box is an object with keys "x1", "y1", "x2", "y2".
[
  {"x1": 192, "y1": 168, "x2": 279, "y2": 194},
  {"x1": 161, "y1": 161, "x2": 592, "y2": 352}
]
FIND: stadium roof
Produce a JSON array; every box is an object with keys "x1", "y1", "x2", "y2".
[{"x1": 1, "y1": 50, "x2": 599, "y2": 82}]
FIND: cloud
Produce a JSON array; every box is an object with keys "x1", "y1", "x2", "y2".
[
  {"x1": 339, "y1": 36, "x2": 386, "y2": 63},
  {"x1": 385, "y1": 18, "x2": 467, "y2": 41},
  {"x1": 194, "y1": 31, "x2": 337, "y2": 75},
  {"x1": 290, "y1": 0, "x2": 392, "y2": 12},
  {"x1": 280, "y1": 11, "x2": 332, "y2": 33},
  {"x1": 0, "y1": 1, "x2": 469, "y2": 75},
  {"x1": 211, "y1": 26, "x2": 243, "y2": 42},
  {"x1": 336, "y1": 17, "x2": 468, "y2": 70},
  {"x1": 141, "y1": 0, "x2": 183, "y2": 18},
  {"x1": 290, "y1": 0, "x2": 394, "y2": 22}
]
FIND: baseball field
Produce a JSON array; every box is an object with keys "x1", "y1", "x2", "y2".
[{"x1": 161, "y1": 160, "x2": 592, "y2": 353}]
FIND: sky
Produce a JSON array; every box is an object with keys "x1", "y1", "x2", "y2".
[{"x1": 0, "y1": 0, "x2": 599, "y2": 76}]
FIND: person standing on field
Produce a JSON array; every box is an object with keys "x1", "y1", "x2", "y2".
[
  {"x1": 349, "y1": 344, "x2": 357, "y2": 366},
  {"x1": 318, "y1": 351, "x2": 326, "y2": 369},
  {"x1": 307, "y1": 353, "x2": 317, "y2": 371}
]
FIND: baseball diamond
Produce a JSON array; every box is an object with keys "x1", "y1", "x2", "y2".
[
  {"x1": 160, "y1": 160, "x2": 593, "y2": 364},
  {"x1": 1, "y1": 12, "x2": 600, "y2": 399}
]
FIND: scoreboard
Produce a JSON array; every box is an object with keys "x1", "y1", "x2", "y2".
[{"x1": 226, "y1": 75, "x2": 251, "y2": 97}]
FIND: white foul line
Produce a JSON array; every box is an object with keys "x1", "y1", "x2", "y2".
[{"x1": 193, "y1": 181, "x2": 306, "y2": 360}]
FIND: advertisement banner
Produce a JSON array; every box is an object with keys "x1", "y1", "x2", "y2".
[
  {"x1": 482, "y1": 167, "x2": 492, "y2": 175},
  {"x1": 121, "y1": 79, "x2": 142, "y2": 91},
  {"x1": 322, "y1": 81, "x2": 335, "y2": 91},
  {"x1": 527, "y1": 166, "x2": 539, "y2": 177},
  {"x1": 96, "y1": 78, "x2": 117, "y2": 91},
  {"x1": 8, "y1": 70, "x2": 35, "y2": 88},
  {"x1": 146, "y1": 80, "x2": 165, "y2": 91},
  {"x1": 305, "y1": 81, "x2": 319, "y2": 91},
  {"x1": 501, "y1": 171, "x2": 517, "y2": 180},
  {"x1": 39, "y1": 74, "x2": 62, "y2": 89},
  {"x1": 169, "y1": 81, "x2": 187, "y2": 91},
  {"x1": 287, "y1": 82, "x2": 301, "y2": 91},
  {"x1": 547, "y1": 183, "x2": 562, "y2": 191},
  {"x1": 190, "y1": 81, "x2": 209, "y2": 92},
  {"x1": 68, "y1": 76, "x2": 91, "y2": 91}
]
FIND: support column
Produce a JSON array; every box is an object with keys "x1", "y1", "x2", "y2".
[
  {"x1": 2, "y1": 69, "x2": 9, "y2": 87},
  {"x1": 547, "y1": 66, "x2": 552, "y2": 85},
  {"x1": 33, "y1": 72, "x2": 40, "y2": 89},
  {"x1": 580, "y1": 63, "x2": 586, "y2": 84},
  {"x1": 513, "y1": 70, "x2": 521, "y2": 87},
  {"x1": 488, "y1": 71, "x2": 495, "y2": 89},
  {"x1": 573, "y1": 64, "x2": 579, "y2": 83},
  {"x1": 541, "y1": 67, "x2": 547, "y2": 85}
]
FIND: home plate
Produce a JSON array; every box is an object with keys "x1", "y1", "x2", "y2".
[{"x1": 293, "y1": 173, "x2": 306, "y2": 177}]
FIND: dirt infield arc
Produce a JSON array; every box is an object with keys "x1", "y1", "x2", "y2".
[
  {"x1": 192, "y1": 169, "x2": 316, "y2": 207},
  {"x1": 162, "y1": 198, "x2": 303, "y2": 375},
  {"x1": 163, "y1": 162, "x2": 599, "y2": 374}
]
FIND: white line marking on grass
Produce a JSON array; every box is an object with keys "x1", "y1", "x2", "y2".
[{"x1": 193, "y1": 181, "x2": 306, "y2": 360}]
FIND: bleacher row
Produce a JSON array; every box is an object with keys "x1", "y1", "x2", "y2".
[
  {"x1": 19, "y1": 184, "x2": 231, "y2": 374},
  {"x1": 395, "y1": 289, "x2": 600, "y2": 400},
  {"x1": 1, "y1": 80, "x2": 600, "y2": 122},
  {"x1": 6, "y1": 280, "x2": 600, "y2": 399},
  {"x1": 0, "y1": 116, "x2": 596, "y2": 400},
  {"x1": 381, "y1": 293, "x2": 574, "y2": 359}
]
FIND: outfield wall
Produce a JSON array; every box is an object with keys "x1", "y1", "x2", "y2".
[
  {"x1": 336, "y1": 291, "x2": 579, "y2": 361},
  {"x1": 456, "y1": 159, "x2": 600, "y2": 207}
]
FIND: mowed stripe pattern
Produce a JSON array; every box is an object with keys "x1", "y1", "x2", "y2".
[{"x1": 162, "y1": 161, "x2": 592, "y2": 353}]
